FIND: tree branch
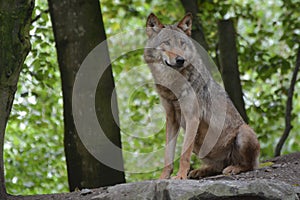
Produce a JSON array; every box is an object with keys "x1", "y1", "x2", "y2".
[{"x1": 275, "y1": 46, "x2": 300, "y2": 157}]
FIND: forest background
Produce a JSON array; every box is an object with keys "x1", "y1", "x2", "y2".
[{"x1": 2, "y1": 0, "x2": 300, "y2": 195}]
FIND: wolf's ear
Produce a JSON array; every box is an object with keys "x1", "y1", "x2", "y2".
[
  {"x1": 178, "y1": 13, "x2": 193, "y2": 36},
  {"x1": 146, "y1": 13, "x2": 164, "y2": 37}
]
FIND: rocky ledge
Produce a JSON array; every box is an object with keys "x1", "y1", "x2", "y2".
[
  {"x1": 10, "y1": 152, "x2": 300, "y2": 200},
  {"x1": 88, "y1": 179, "x2": 299, "y2": 200}
]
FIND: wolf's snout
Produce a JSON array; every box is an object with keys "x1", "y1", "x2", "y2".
[
  {"x1": 176, "y1": 56, "x2": 185, "y2": 66},
  {"x1": 163, "y1": 53, "x2": 185, "y2": 68}
]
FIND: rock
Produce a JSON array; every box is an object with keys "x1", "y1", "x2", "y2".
[
  {"x1": 265, "y1": 168, "x2": 272, "y2": 172},
  {"x1": 282, "y1": 163, "x2": 288, "y2": 168},
  {"x1": 80, "y1": 188, "x2": 92, "y2": 196},
  {"x1": 90, "y1": 179, "x2": 299, "y2": 200},
  {"x1": 271, "y1": 163, "x2": 282, "y2": 168}
]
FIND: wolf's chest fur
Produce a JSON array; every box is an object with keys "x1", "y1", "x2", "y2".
[{"x1": 154, "y1": 64, "x2": 205, "y2": 101}]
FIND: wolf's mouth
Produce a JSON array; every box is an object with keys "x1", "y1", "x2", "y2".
[
  {"x1": 164, "y1": 60, "x2": 185, "y2": 69},
  {"x1": 164, "y1": 60, "x2": 173, "y2": 67}
]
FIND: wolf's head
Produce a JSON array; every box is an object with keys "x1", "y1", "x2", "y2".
[{"x1": 144, "y1": 13, "x2": 195, "y2": 70}]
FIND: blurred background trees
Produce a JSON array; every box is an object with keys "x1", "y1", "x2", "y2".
[{"x1": 2, "y1": 0, "x2": 299, "y2": 195}]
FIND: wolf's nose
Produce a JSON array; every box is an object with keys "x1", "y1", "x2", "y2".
[{"x1": 176, "y1": 56, "x2": 185, "y2": 66}]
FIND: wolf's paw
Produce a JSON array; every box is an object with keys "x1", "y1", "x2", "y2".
[
  {"x1": 159, "y1": 173, "x2": 171, "y2": 179},
  {"x1": 187, "y1": 169, "x2": 205, "y2": 179},
  {"x1": 188, "y1": 166, "x2": 218, "y2": 179},
  {"x1": 222, "y1": 165, "x2": 242, "y2": 175},
  {"x1": 159, "y1": 166, "x2": 173, "y2": 179},
  {"x1": 171, "y1": 173, "x2": 187, "y2": 180}
]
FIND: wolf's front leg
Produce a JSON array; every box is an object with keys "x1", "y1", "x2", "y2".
[
  {"x1": 160, "y1": 101, "x2": 180, "y2": 179},
  {"x1": 173, "y1": 117, "x2": 199, "y2": 180}
]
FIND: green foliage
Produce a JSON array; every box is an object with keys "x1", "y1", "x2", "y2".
[{"x1": 4, "y1": 0, "x2": 300, "y2": 195}]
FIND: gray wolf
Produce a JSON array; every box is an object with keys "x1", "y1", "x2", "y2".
[{"x1": 144, "y1": 13, "x2": 260, "y2": 179}]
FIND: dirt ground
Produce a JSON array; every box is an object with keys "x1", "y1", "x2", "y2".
[
  {"x1": 201, "y1": 152, "x2": 300, "y2": 187},
  {"x1": 7, "y1": 152, "x2": 300, "y2": 200}
]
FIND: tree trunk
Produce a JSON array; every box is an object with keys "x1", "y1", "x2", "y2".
[
  {"x1": 217, "y1": 19, "x2": 248, "y2": 123},
  {"x1": 48, "y1": 0, "x2": 125, "y2": 191},
  {"x1": 180, "y1": 0, "x2": 208, "y2": 51},
  {"x1": 0, "y1": 0, "x2": 34, "y2": 198}
]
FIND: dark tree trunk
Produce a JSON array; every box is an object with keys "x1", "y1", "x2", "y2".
[
  {"x1": 180, "y1": 0, "x2": 209, "y2": 51},
  {"x1": 217, "y1": 19, "x2": 248, "y2": 123},
  {"x1": 48, "y1": 0, "x2": 125, "y2": 191},
  {"x1": 0, "y1": 0, "x2": 34, "y2": 198}
]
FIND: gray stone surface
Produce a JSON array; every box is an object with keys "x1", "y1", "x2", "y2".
[
  {"x1": 10, "y1": 153, "x2": 300, "y2": 200},
  {"x1": 90, "y1": 179, "x2": 299, "y2": 200}
]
